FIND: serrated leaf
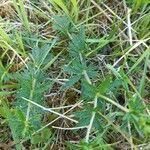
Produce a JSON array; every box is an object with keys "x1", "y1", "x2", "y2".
[
  {"x1": 63, "y1": 59, "x2": 83, "y2": 75},
  {"x1": 7, "y1": 54, "x2": 52, "y2": 143},
  {"x1": 75, "y1": 107, "x2": 102, "y2": 130},
  {"x1": 31, "y1": 134, "x2": 41, "y2": 144},
  {"x1": 109, "y1": 78, "x2": 123, "y2": 92},
  {"x1": 69, "y1": 26, "x2": 86, "y2": 54},
  {"x1": 0, "y1": 107, "x2": 7, "y2": 118},
  {"x1": 81, "y1": 80, "x2": 96, "y2": 100},
  {"x1": 86, "y1": 64, "x2": 97, "y2": 79},
  {"x1": 30, "y1": 39, "x2": 56, "y2": 69},
  {"x1": 62, "y1": 75, "x2": 81, "y2": 90},
  {"x1": 128, "y1": 95, "x2": 144, "y2": 113},
  {"x1": 53, "y1": 15, "x2": 73, "y2": 35},
  {"x1": 97, "y1": 75, "x2": 112, "y2": 94}
]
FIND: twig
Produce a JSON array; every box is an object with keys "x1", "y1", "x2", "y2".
[
  {"x1": 113, "y1": 38, "x2": 150, "y2": 67},
  {"x1": 22, "y1": 97, "x2": 78, "y2": 123},
  {"x1": 33, "y1": 100, "x2": 83, "y2": 135},
  {"x1": 52, "y1": 126, "x2": 87, "y2": 130},
  {"x1": 85, "y1": 94, "x2": 98, "y2": 142},
  {"x1": 127, "y1": 8, "x2": 133, "y2": 45}
]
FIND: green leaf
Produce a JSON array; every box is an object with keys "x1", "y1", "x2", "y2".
[
  {"x1": 109, "y1": 78, "x2": 123, "y2": 92},
  {"x1": 75, "y1": 107, "x2": 101, "y2": 129},
  {"x1": 97, "y1": 75, "x2": 113, "y2": 94},
  {"x1": 53, "y1": 15, "x2": 73, "y2": 35},
  {"x1": 0, "y1": 107, "x2": 7, "y2": 118},
  {"x1": 30, "y1": 39, "x2": 56, "y2": 69},
  {"x1": 31, "y1": 134, "x2": 41, "y2": 144},
  {"x1": 5, "y1": 39, "x2": 53, "y2": 144},
  {"x1": 69, "y1": 26, "x2": 86, "y2": 55},
  {"x1": 62, "y1": 75, "x2": 81, "y2": 89},
  {"x1": 128, "y1": 95, "x2": 144, "y2": 114},
  {"x1": 86, "y1": 64, "x2": 97, "y2": 79},
  {"x1": 81, "y1": 80, "x2": 96, "y2": 100},
  {"x1": 41, "y1": 128, "x2": 52, "y2": 141},
  {"x1": 63, "y1": 59, "x2": 84, "y2": 75},
  {"x1": 43, "y1": 50, "x2": 62, "y2": 70},
  {"x1": 31, "y1": 128, "x2": 51, "y2": 144}
]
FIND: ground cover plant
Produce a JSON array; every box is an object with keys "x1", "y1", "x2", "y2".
[{"x1": 0, "y1": 0, "x2": 150, "y2": 149}]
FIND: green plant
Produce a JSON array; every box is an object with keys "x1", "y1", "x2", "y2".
[
  {"x1": 0, "y1": 40, "x2": 56, "y2": 148},
  {"x1": 0, "y1": 0, "x2": 150, "y2": 149}
]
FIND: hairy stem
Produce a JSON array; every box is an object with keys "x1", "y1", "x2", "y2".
[{"x1": 24, "y1": 78, "x2": 36, "y2": 133}]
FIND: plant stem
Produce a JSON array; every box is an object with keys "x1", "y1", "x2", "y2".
[
  {"x1": 98, "y1": 94, "x2": 129, "y2": 113},
  {"x1": 79, "y1": 52, "x2": 97, "y2": 143},
  {"x1": 85, "y1": 94, "x2": 98, "y2": 142},
  {"x1": 25, "y1": 78, "x2": 36, "y2": 130}
]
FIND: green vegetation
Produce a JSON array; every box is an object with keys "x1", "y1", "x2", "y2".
[{"x1": 0, "y1": 0, "x2": 150, "y2": 149}]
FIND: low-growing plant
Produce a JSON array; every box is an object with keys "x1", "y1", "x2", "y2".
[{"x1": 0, "y1": 0, "x2": 150, "y2": 149}]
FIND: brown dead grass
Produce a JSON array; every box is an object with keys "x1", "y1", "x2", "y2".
[{"x1": 0, "y1": 0, "x2": 14, "y2": 18}]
